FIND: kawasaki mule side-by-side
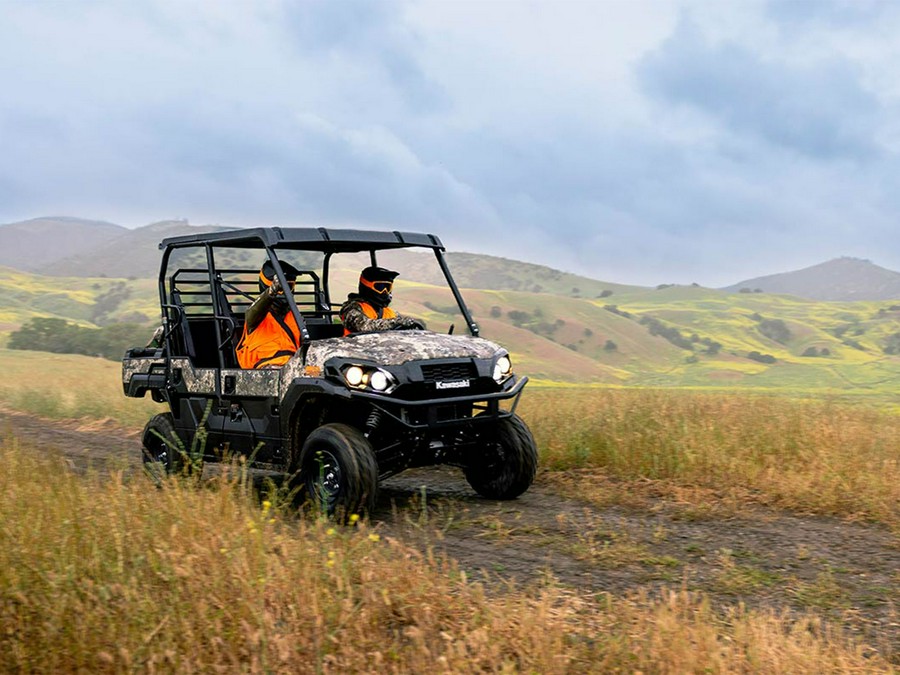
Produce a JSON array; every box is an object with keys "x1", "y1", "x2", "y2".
[{"x1": 122, "y1": 228, "x2": 537, "y2": 516}]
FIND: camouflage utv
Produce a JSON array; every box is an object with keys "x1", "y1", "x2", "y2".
[{"x1": 123, "y1": 228, "x2": 537, "y2": 517}]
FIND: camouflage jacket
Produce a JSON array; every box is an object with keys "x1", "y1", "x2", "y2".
[{"x1": 340, "y1": 295, "x2": 423, "y2": 333}]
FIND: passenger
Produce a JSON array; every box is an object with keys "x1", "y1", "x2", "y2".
[
  {"x1": 236, "y1": 260, "x2": 301, "y2": 369},
  {"x1": 340, "y1": 266, "x2": 426, "y2": 335}
]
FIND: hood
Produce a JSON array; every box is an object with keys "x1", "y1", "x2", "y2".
[{"x1": 303, "y1": 330, "x2": 503, "y2": 370}]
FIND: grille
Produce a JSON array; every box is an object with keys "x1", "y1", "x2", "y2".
[{"x1": 421, "y1": 361, "x2": 477, "y2": 383}]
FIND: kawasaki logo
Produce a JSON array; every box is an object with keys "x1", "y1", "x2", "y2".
[{"x1": 435, "y1": 379, "x2": 470, "y2": 390}]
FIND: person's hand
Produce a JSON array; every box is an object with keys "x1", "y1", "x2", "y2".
[
  {"x1": 404, "y1": 317, "x2": 427, "y2": 330},
  {"x1": 268, "y1": 277, "x2": 283, "y2": 296}
]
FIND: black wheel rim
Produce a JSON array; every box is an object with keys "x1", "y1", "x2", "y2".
[
  {"x1": 307, "y1": 448, "x2": 342, "y2": 512},
  {"x1": 143, "y1": 438, "x2": 169, "y2": 467}
]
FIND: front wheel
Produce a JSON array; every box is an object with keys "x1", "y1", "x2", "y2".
[
  {"x1": 299, "y1": 423, "x2": 378, "y2": 520},
  {"x1": 464, "y1": 413, "x2": 538, "y2": 500}
]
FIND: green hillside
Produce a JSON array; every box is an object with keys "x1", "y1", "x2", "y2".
[
  {"x1": 0, "y1": 267, "x2": 159, "y2": 336},
  {"x1": 389, "y1": 280, "x2": 900, "y2": 393},
  {"x1": 376, "y1": 249, "x2": 645, "y2": 298},
  {"x1": 2, "y1": 264, "x2": 898, "y2": 395}
]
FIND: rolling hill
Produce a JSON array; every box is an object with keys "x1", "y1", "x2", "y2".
[
  {"x1": 49, "y1": 220, "x2": 223, "y2": 278},
  {"x1": 1, "y1": 262, "x2": 898, "y2": 393},
  {"x1": 1, "y1": 218, "x2": 898, "y2": 392},
  {"x1": 0, "y1": 217, "x2": 125, "y2": 271},
  {"x1": 724, "y1": 257, "x2": 900, "y2": 301}
]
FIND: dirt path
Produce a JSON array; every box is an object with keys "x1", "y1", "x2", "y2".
[{"x1": 3, "y1": 409, "x2": 898, "y2": 659}]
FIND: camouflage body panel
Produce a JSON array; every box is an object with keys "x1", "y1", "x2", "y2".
[
  {"x1": 121, "y1": 357, "x2": 166, "y2": 384},
  {"x1": 170, "y1": 358, "x2": 217, "y2": 394},
  {"x1": 221, "y1": 367, "x2": 282, "y2": 398},
  {"x1": 300, "y1": 331, "x2": 503, "y2": 371}
]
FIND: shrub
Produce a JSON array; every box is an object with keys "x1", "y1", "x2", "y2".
[
  {"x1": 883, "y1": 332, "x2": 900, "y2": 355},
  {"x1": 506, "y1": 310, "x2": 531, "y2": 326},
  {"x1": 89, "y1": 282, "x2": 132, "y2": 326},
  {"x1": 603, "y1": 340, "x2": 617, "y2": 352},
  {"x1": 8, "y1": 318, "x2": 151, "y2": 361},
  {"x1": 758, "y1": 319, "x2": 792, "y2": 344},
  {"x1": 841, "y1": 339, "x2": 865, "y2": 351},
  {"x1": 700, "y1": 338, "x2": 721, "y2": 355},
  {"x1": 603, "y1": 305, "x2": 633, "y2": 319},
  {"x1": 639, "y1": 316, "x2": 693, "y2": 351},
  {"x1": 747, "y1": 351, "x2": 776, "y2": 364}
]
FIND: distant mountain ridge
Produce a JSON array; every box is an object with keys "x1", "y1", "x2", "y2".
[
  {"x1": 724, "y1": 257, "x2": 900, "y2": 301},
  {"x1": 1, "y1": 218, "x2": 899, "y2": 387},
  {"x1": 2, "y1": 217, "x2": 899, "y2": 301},
  {"x1": 0, "y1": 217, "x2": 125, "y2": 271},
  {"x1": 50, "y1": 220, "x2": 224, "y2": 278}
]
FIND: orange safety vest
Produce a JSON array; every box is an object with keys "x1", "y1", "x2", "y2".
[
  {"x1": 236, "y1": 311, "x2": 301, "y2": 369},
  {"x1": 343, "y1": 301, "x2": 397, "y2": 336}
]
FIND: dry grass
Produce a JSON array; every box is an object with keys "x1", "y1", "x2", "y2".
[
  {"x1": 0, "y1": 349, "x2": 162, "y2": 429},
  {"x1": 522, "y1": 388, "x2": 900, "y2": 526},
  {"x1": 0, "y1": 348, "x2": 897, "y2": 527},
  {"x1": 0, "y1": 440, "x2": 893, "y2": 673}
]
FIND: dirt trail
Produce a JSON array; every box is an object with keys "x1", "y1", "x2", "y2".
[{"x1": 3, "y1": 409, "x2": 898, "y2": 659}]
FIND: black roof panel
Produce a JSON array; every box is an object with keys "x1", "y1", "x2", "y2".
[{"x1": 160, "y1": 227, "x2": 444, "y2": 252}]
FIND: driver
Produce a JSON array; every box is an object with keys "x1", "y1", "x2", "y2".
[{"x1": 341, "y1": 266, "x2": 426, "y2": 335}]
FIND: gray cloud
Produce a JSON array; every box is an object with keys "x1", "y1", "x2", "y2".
[
  {"x1": 639, "y1": 17, "x2": 881, "y2": 161},
  {"x1": 766, "y1": 0, "x2": 889, "y2": 28},
  {"x1": 278, "y1": 0, "x2": 449, "y2": 113},
  {"x1": 0, "y1": 0, "x2": 899, "y2": 285}
]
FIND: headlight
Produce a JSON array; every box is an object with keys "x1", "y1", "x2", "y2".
[
  {"x1": 345, "y1": 365, "x2": 364, "y2": 387},
  {"x1": 341, "y1": 364, "x2": 397, "y2": 393},
  {"x1": 493, "y1": 355, "x2": 512, "y2": 382},
  {"x1": 369, "y1": 370, "x2": 389, "y2": 391}
]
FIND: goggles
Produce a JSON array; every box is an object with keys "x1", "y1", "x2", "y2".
[
  {"x1": 360, "y1": 277, "x2": 393, "y2": 295},
  {"x1": 259, "y1": 270, "x2": 296, "y2": 292}
]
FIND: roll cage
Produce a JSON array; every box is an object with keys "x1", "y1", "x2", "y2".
[{"x1": 156, "y1": 227, "x2": 481, "y2": 371}]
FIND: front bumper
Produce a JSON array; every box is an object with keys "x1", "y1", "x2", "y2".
[{"x1": 349, "y1": 375, "x2": 528, "y2": 431}]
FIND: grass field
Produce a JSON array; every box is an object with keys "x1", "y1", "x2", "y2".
[
  {"x1": 2, "y1": 264, "x2": 899, "y2": 387},
  {"x1": 1, "y1": 349, "x2": 898, "y2": 670},
  {"x1": 0, "y1": 349, "x2": 162, "y2": 429},
  {"x1": 521, "y1": 387, "x2": 900, "y2": 528},
  {"x1": 0, "y1": 350, "x2": 896, "y2": 529},
  {"x1": 0, "y1": 441, "x2": 890, "y2": 673}
]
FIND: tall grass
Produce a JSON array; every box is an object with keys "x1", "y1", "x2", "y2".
[
  {"x1": 0, "y1": 440, "x2": 890, "y2": 673},
  {"x1": 0, "y1": 349, "x2": 161, "y2": 428},
  {"x1": 1, "y1": 347, "x2": 897, "y2": 525},
  {"x1": 521, "y1": 388, "x2": 900, "y2": 525}
]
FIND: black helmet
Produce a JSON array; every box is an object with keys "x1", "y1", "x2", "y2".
[
  {"x1": 358, "y1": 266, "x2": 399, "y2": 307},
  {"x1": 259, "y1": 259, "x2": 299, "y2": 294}
]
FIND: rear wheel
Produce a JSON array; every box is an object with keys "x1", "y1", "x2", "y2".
[
  {"x1": 300, "y1": 423, "x2": 378, "y2": 520},
  {"x1": 141, "y1": 413, "x2": 183, "y2": 482},
  {"x1": 464, "y1": 413, "x2": 537, "y2": 500}
]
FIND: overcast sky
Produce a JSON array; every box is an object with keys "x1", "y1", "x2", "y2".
[{"x1": 2, "y1": 0, "x2": 899, "y2": 285}]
